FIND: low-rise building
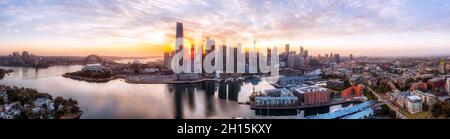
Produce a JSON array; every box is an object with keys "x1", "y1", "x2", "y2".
[
  {"x1": 411, "y1": 90, "x2": 437, "y2": 106},
  {"x1": 254, "y1": 88, "x2": 298, "y2": 106},
  {"x1": 427, "y1": 77, "x2": 445, "y2": 90},
  {"x1": 410, "y1": 82, "x2": 428, "y2": 91},
  {"x1": 34, "y1": 98, "x2": 55, "y2": 111},
  {"x1": 278, "y1": 76, "x2": 304, "y2": 87},
  {"x1": 389, "y1": 91, "x2": 410, "y2": 109},
  {"x1": 293, "y1": 85, "x2": 330, "y2": 106},
  {"x1": 446, "y1": 78, "x2": 450, "y2": 95},
  {"x1": 142, "y1": 68, "x2": 159, "y2": 74},
  {"x1": 0, "y1": 102, "x2": 23, "y2": 119},
  {"x1": 0, "y1": 88, "x2": 7, "y2": 104},
  {"x1": 406, "y1": 95, "x2": 422, "y2": 114},
  {"x1": 349, "y1": 75, "x2": 363, "y2": 85},
  {"x1": 176, "y1": 73, "x2": 200, "y2": 81},
  {"x1": 341, "y1": 85, "x2": 363, "y2": 100},
  {"x1": 81, "y1": 64, "x2": 111, "y2": 73},
  {"x1": 326, "y1": 79, "x2": 344, "y2": 89}
]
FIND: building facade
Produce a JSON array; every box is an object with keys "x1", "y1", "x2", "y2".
[
  {"x1": 411, "y1": 90, "x2": 437, "y2": 106},
  {"x1": 341, "y1": 85, "x2": 363, "y2": 100},
  {"x1": 446, "y1": 78, "x2": 450, "y2": 94},
  {"x1": 294, "y1": 86, "x2": 330, "y2": 106},
  {"x1": 254, "y1": 88, "x2": 298, "y2": 106},
  {"x1": 406, "y1": 95, "x2": 422, "y2": 114}
]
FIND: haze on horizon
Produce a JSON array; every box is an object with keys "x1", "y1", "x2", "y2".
[{"x1": 1, "y1": 0, "x2": 450, "y2": 57}]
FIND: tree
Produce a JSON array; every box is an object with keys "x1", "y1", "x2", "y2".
[
  {"x1": 446, "y1": 108, "x2": 450, "y2": 118},
  {"x1": 422, "y1": 103, "x2": 429, "y2": 111},
  {"x1": 381, "y1": 104, "x2": 390, "y2": 115},
  {"x1": 344, "y1": 80, "x2": 351, "y2": 88},
  {"x1": 431, "y1": 103, "x2": 443, "y2": 118}
]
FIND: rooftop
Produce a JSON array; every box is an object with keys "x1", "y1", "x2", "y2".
[
  {"x1": 407, "y1": 95, "x2": 422, "y2": 102},
  {"x1": 293, "y1": 85, "x2": 328, "y2": 94}
]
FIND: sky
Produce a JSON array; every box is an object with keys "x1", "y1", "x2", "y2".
[{"x1": 1, "y1": 0, "x2": 450, "y2": 57}]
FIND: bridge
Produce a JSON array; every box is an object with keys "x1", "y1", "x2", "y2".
[{"x1": 84, "y1": 54, "x2": 104, "y2": 65}]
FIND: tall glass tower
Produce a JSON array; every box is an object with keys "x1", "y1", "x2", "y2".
[{"x1": 175, "y1": 22, "x2": 184, "y2": 52}]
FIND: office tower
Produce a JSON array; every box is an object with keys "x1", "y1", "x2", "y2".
[
  {"x1": 446, "y1": 63, "x2": 450, "y2": 72},
  {"x1": 22, "y1": 51, "x2": 29, "y2": 57},
  {"x1": 12, "y1": 52, "x2": 20, "y2": 57},
  {"x1": 173, "y1": 22, "x2": 184, "y2": 73},
  {"x1": 334, "y1": 54, "x2": 340, "y2": 62},
  {"x1": 205, "y1": 38, "x2": 216, "y2": 67},
  {"x1": 296, "y1": 55, "x2": 304, "y2": 68},
  {"x1": 175, "y1": 22, "x2": 183, "y2": 52},
  {"x1": 176, "y1": 22, "x2": 183, "y2": 38},
  {"x1": 234, "y1": 47, "x2": 238, "y2": 72},
  {"x1": 164, "y1": 52, "x2": 170, "y2": 68},
  {"x1": 287, "y1": 54, "x2": 296, "y2": 68},
  {"x1": 304, "y1": 50, "x2": 309, "y2": 58},
  {"x1": 350, "y1": 54, "x2": 354, "y2": 61},
  {"x1": 300, "y1": 46, "x2": 304, "y2": 55},
  {"x1": 267, "y1": 48, "x2": 272, "y2": 66},
  {"x1": 223, "y1": 45, "x2": 227, "y2": 72},
  {"x1": 330, "y1": 53, "x2": 333, "y2": 61},
  {"x1": 205, "y1": 38, "x2": 214, "y2": 53},
  {"x1": 191, "y1": 44, "x2": 195, "y2": 72},
  {"x1": 245, "y1": 47, "x2": 250, "y2": 73},
  {"x1": 419, "y1": 63, "x2": 425, "y2": 74},
  {"x1": 439, "y1": 59, "x2": 446, "y2": 74},
  {"x1": 285, "y1": 44, "x2": 290, "y2": 54}
]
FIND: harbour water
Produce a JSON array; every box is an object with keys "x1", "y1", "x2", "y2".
[{"x1": 0, "y1": 65, "x2": 349, "y2": 119}]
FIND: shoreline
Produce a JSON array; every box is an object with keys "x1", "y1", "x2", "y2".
[
  {"x1": 125, "y1": 77, "x2": 221, "y2": 84},
  {"x1": 62, "y1": 74, "x2": 124, "y2": 83}
]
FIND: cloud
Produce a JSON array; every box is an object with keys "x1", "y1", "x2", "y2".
[{"x1": 1, "y1": 0, "x2": 450, "y2": 55}]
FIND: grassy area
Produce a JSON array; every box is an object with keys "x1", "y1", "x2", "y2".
[{"x1": 400, "y1": 109, "x2": 446, "y2": 119}]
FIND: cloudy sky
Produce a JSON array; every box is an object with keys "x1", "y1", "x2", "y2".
[{"x1": 1, "y1": 0, "x2": 450, "y2": 57}]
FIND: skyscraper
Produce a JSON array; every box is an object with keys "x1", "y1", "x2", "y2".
[
  {"x1": 191, "y1": 44, "x2": 195, "y2": 72},
  {"x1": 300, "y1": 46, "x2": 304, "y2": 55},
  {"x1": 267, "y1": 48, "x2": 272, "y2": 66},
  {"x1": 223, "y1": 45, "x2": 227, "y2": 72},
  {"x1": 419, "y1": 63, "x2": 426, "y2": 74},
  {"x1": 439, "y1": 59, "x2": 446, "y2": 74},
  {"x1": 349, "y1": 54, "x2": 354, "y2": 61},
  {"x1": 175, "y1": 22, "x2": 183, "y2": 52},
  {"x1": 285, "y1": 44, "x2": 290, "y2": 54},
  {"x1": 176, "y1": 22, "x2": 183, "y2": 38},
  {"x1": 164, "y1": 51, "x2": 170, "y2": 68},
  {"x1": 334, "y1": 54, "x2": 340, "y2": 62},
  {"x1": 173, "y1": 22, "x2": 184, "y2": 74},
  {"x1": 330, "y1": 53, "x2": 334, "y2": 62},
  {"x1": 234, "y1": 47, "x2": 238, "y2": 73},
  {"x1": 304, "y1": 50, "x2": 309, "y2": 58},
  {"x1": 287, "y1": 54, "x2": 296, "y2": 68}
]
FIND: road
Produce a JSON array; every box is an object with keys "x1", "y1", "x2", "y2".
[{"x1": 364, "y1": 84, "x2": 408, "y2": 119}]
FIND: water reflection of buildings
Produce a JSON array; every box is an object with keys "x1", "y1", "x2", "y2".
[{"x1": 168, "y1": 81, "x2": 243, "y2": 119}]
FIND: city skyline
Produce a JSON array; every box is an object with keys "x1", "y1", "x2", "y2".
[{"x1": 1, "y1": 0, "x2": 450, "y2": 57}]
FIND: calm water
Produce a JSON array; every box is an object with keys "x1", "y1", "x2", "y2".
[{"x1": 0, "y1": 65, "x2": 344, "y2": 119}]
